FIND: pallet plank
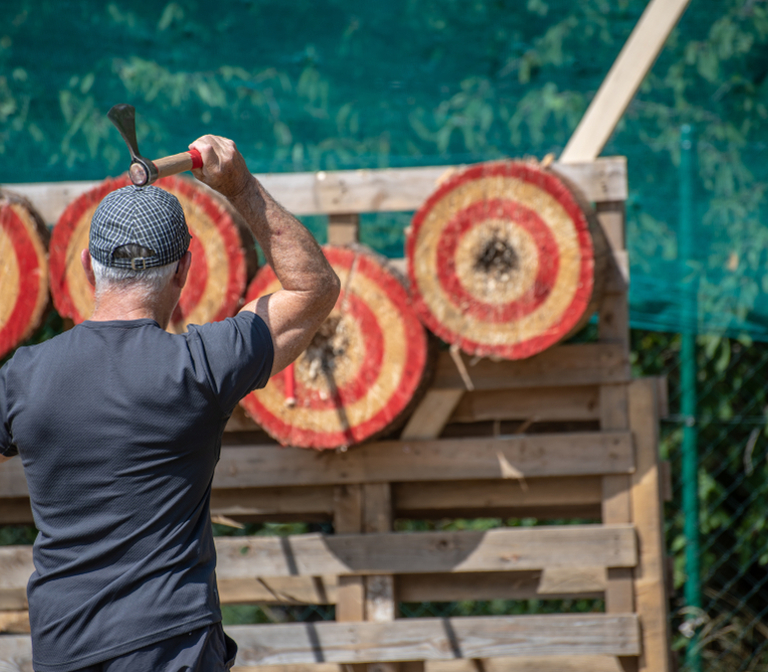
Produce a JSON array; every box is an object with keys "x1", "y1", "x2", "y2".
[
  {"x1": 5, "y1": 158, "x2": 627, "y2": 225},
  {"x1": 432, "y1": 345, "x2": 629, "y2": 391},
  {"x1": 0, "y1": 566, "x2": 607, "y2": 629},
  {"x1": 232, "y1": 658, "x2": 627, "y2": 672},
  {"x1": 394, "y1": 477, "x2": 602, "y2": 518},
  {"x1": 212, "y1": 431, "x2": 633, "y2": 490},
  {"x1": 0, "y1": 431, "x2": 633, "y2": 497},
  {"x1": 449, "y1": 387, "x2": 600, "y2": 424},
  {"x1": 0, "y1": 526, "x2": 636, "y2": 589},
  {"x1": 229, "y1": 614, "x2": 640, "y2": 664},
  {"x1": 0, "y1": 611, "x2": 29, "y2": 634},
  {"x1": 629, "y1": 379, "x2": 672, "y2": 672},
  {"x1": 0, "y1": 548, "x2": 610, "y2": 607},
  {"x1": 0, "y1": 475, "x2": 606, "y2": 527},
  {"x1": 399, "y1": 568, "x2": 606, "y2": 602},
  {"x1": 213, "y1": 525, "x2": 636, "y2": 577},
  {"x1": 401, "y1": 390, "x2": 465, "y2": 440},
  {"x1": 0, "y1": 615, "x2": 641, "y2": 668},
  {"x1": 232, "y1": 658, "x2": 626, "y2": 672}
]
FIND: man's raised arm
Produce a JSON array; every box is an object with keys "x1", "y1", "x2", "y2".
[{"x1": 190, "y1": 135, "x2": 340, "y2": 376}]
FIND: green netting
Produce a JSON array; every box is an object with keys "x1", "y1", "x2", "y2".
[{"x1": 2, "y1": 0, "x2": 767, "y2": 337}]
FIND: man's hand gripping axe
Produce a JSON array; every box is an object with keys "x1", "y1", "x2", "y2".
[{"x1": 107, "y1": 104, "x2": 203, "y2": 187}]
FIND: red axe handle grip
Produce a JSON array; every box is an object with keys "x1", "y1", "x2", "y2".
[{"x1": 153, "y1": 148, "x2": 203, "y2": 177}]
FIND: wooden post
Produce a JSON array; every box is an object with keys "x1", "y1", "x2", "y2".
[
  {"x1": 629, "y1": 379, "x2": 672, "y2": 672},
  {"x1": 364, "y1": 484, "x2": 398, "y2": 672},
  {"x1": 597, "y1": 201, "x2": 636, "y2": 672},
  {"x1": 328, "y1": 213, "x2": 360, "y2": 246},
  {"x1": 334, "y1": 484, "x2": 365, "y2": 622}
]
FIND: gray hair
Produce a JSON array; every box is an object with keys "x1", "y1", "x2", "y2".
[{"x1": 91, "y1": 257, "x2": 177, "y2": 302}]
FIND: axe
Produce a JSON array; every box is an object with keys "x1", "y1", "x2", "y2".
[{"x1": 107, "y1": 103, "x2": 203, "y2": 186}]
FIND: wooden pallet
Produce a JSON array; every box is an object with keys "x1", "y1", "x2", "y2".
[{"x1": 0, "y1": 157, "x2": 672, "y2": 672}]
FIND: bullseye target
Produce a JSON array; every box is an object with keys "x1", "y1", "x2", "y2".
[
  {"x1": 240, "y1": 245, "x2": 434, "y2": 450},
  {"x1": 49, "y1": 175, "x2": 253, "y2": 332},
  {"x1": 0, "y1": 192, "x2": 50, "y2": 359},
  {"x1": 407, "y1": 161, "x2": 606, "y2": 359}
]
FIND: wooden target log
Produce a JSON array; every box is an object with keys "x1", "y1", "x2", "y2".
[
  {"x1": 240, "y1": 245, "x2": 434, "y2": 450},
  {"x1": 407, "y1": 160, "x2": 608, "y2": 360},
  {"x1": 0, "y1": 192, "x2": 50, "y2": 359},
  {"x1": 49, "y1": 175, "x2": 255, "y2": 332}
]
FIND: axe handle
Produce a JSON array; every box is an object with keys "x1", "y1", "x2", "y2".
[
  {"x1": 153, "y1": 148, "x2": 203, "y2": 178},
  {"x1": 128, "y1": 148, "x2": 204, "y2": 186}
]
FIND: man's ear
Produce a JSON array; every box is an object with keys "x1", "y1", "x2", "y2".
[
  {"x1": 174, "y1": 251, "x2": 192, "y2": 289},
  {"x1": 81, "y1": 249, "x2": 96, "y2": 288}
]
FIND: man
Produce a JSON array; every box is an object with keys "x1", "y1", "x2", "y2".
[{"x1": 0, "y1": 136, "x2": 340, "y2": 671}]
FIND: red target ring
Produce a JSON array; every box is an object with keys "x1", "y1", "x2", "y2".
[
  {"x1": 240, "y1": 245, "x2": 433, "y2": 450},
  {"x1": 49, "y1": 175, "x2": 250, "y2": 332},
  {"x1": 0, "y1": 193, "x2": 50, "y2": 359},
  {"x1": 407, "y1": 161, "x2": 604, "y2": 360}
]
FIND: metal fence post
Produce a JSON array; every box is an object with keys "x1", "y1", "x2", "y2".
[{"x1": 680, "y1": 123, "x2": 702, "y2": 671}]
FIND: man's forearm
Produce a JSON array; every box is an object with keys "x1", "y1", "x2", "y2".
[{"x1": 230, "y1": 178, "x2": 336, "y2": 294}]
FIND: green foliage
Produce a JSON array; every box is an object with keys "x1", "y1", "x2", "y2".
[
  {"x1": 0, "y1": 525, "x2": 37, "y2": 546},
  {"x1": 631, "y1": 329, "x2": 768, "y2": 664}
]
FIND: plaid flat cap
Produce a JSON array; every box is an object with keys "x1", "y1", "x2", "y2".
[{"x1": 89, "y1": 185, "x2": 191, "y2": 270}]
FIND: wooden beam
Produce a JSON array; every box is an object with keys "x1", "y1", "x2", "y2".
[
  {"x1": 0, "y1": 615, "x2": 641, "y2": 668},
  {"x1": 334, "y1": 484, "x2": 366, "y2": 626},
  {"x1": 211, "y1": 525, "x2": 637, "y2": 578},
  {"x1": 218, "y1": 576, "x2": 338, "y2": 605},
  {"x1": 210, "y1": 431, "x2": 634, "y2": 489},
  {"x1": 4, "y1": 158, "x2": 627, "y2": 225},
  {"x1": 0, "y1": 459, "x2": 26, "y2": 497},
  {"x1": 0, "y1": 474, "x2": 608, "y2": 522},
  {"x1": 394, "y1": 477, "x2": 602, "y2": 519},
  {"x1": 211, "y1": 486, "x2": 336, "y2": 520},
  {"x1": 0, "y1": 474, "x2": 605, "y2": 523},
  {"x1": 0, "y1": 548, "x2": 609, "y2": 607},
  {"x1": 401, "y1": 390, "x2": 465, "y2": 440},
  {"x1": 629, "y1": 379, "x2": 672, "y2": 672},
  {"x1": 0, "y1": 431, "x2": 633, "y2": 496},
  {"x1": 449, "y1": 387, "x2": 600, "y2": 424},
  {"x1": 327, "y1": 213, "x2": 359, "y2": 246},
  {"x1": 228, "y1": 614, "x2": 641, "y2": 665},
  {"x1": 560, "y1": 0, "x2": 691, "y2": 163},
  {"x1": 422, "y1": 658, "x2": 626, "y2": 672},
  {"x1": 399, "y1": 568, "x2": 606, "y2": 602},
  {"x1": 0, "y1": 611, "x2": 29, "y2": 634},
  {"x1": 231, "y1": 658, "x2": 628, "y2": 672},
  {"x1": 432, "y1": 344, "x2": 629, "y2": 391}
]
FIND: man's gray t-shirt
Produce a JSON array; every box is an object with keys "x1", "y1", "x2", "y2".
[{"x1": 0, "y1": 312, "x2": 273, "y2": 672}]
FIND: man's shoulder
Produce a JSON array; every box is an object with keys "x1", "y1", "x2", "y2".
[
  {"x1": 186, "y1": 311, "x2": 272, "y2": 345},
  {"x1": 4, "y1": 329, "x2": 73, "y2": 366}
]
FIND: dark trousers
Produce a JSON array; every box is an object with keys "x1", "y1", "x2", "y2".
[{"x1": 69, "y1": 623, "x2": 237, "y2": 672}]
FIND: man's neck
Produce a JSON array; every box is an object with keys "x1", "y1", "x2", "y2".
[{"x1": 89, "y1": 290, "x2": 172, "y2": 329}]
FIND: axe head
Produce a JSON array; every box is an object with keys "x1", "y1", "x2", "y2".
[{"x1": 107, "y1": 104, "x2": 157, "y2": 186}]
